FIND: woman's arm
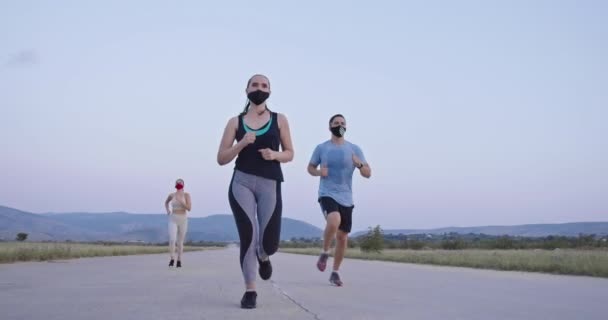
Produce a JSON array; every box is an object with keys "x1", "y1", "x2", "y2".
[
  {"x1": 164, "y1": 194, "x2": 172, "y2": 215},
  {"x1": 259, "y1": 113, "x2": 294, "y2": 162},
  {"x1": 184, "y1": 193, "x2": 192, "y2": 212},
  {"x1": 277, "y1": 113, "x2": 294, "y2": 162},
  {"x1": 217, "y1": 117, "x2": 250, "y2": 165}
]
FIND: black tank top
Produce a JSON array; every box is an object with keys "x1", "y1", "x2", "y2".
[{"x1": 234, "y1": 111, "x2": 284, "y2": 182}]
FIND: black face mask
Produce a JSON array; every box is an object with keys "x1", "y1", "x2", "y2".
[
  {"x1": 247, "y1": 90, "x2": 270, "y2": 105},
  {"x1": 330, "y1": 125, "x2": 346, "y2": 138}
]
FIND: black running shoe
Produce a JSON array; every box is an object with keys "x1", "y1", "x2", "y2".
[
  {"x1": 258, "y1": 257, "x2": 272, "y2": 280},
  {"x1": 240, "y1": 291, "x2": 257, "y2": 309},
  {"x1": 168, "y1": 259, "x2": 174, "y2": 267},
  {"x1": 317, "y1": 253, "x2": 329, "y2": 272},
  {"x1": 176, "y1": 260, "x2": 182, "y2": 268},
  {"x1": 329, "y1": 271, "x2": 343, "y2": 286}
]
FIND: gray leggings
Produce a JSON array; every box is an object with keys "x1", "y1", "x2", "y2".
[{"x1": 229, "y1": 170, "x2": 282, "y2": 284}]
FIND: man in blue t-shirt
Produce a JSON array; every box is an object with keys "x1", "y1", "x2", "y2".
[{"x1": 307, "y1": 114, "x2": 372, "y2": 286}]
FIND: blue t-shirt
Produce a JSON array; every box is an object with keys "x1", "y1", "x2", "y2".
[{"x1": 309, "y1": 140, "x2": 367, "y2": 207}]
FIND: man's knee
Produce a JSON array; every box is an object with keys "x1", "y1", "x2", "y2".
[
  {"x1": 336, "y1": 231, "x2": 348, "y2": 242},
  {"x1": 326, "y1": 212, "x2": 341, "y2": 227}
]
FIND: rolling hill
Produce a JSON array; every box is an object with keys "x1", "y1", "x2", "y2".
[{"x1": 0, "y1": 206, "x2": 322, "y2": 242}]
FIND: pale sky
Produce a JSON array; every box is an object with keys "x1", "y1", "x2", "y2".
[{"x1": 1, "y1": 0, "x2": 607, "y2": 231}]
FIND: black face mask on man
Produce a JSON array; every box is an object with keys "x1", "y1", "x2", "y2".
[
  {"x1": 330, "y1": 125, "x2": 346, "y2": 138},
  {"x1": 247, "y1": 90, "x2": 270, "y2": 105}
]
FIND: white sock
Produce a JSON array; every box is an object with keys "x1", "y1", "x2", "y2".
[
  {"x1": 246, "y1": 288, "x2": 256, "y2": 292},
  {"x1": 257, "y1": 250, "x2": 269, "y2": 261}
]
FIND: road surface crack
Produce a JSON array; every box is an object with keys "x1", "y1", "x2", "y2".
[{"x1": 271, "y1": 280, "x2": 322, "y2": 320}]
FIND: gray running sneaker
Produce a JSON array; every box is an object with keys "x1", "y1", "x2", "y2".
[
  {"x1": 329, "y1": 271, "x2": 343, "y2": 286},
  {"x1": 258, "y1": 256, "x2": 272, "y2": 280},
  {"x1": 240, "y1": 291, "x2": 257, "y2": 309},
  {"x1": 317, "y1": 252, "x2": 329, "y2": 272}
]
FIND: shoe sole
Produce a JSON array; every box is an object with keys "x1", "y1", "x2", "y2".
[
  {"x1": 258, "y1": 261, "x2": 272, "y2": 280},
  {"x1": 317, "y1": 260, "x2": 327, "y2": 272}
]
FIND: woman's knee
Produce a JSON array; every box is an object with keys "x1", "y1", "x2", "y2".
[
  {"x1": 264, "y1": 243, "x2": 279, "y2": 256},
  {"x1": 262, "y1": 227, "x2": 280, "y2": 255}
]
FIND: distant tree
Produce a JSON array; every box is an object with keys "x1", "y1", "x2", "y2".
[
  {"x1": 576, "y1": 234, "x2": 596, "y2": 248},
  {"x1": 495, "y1": 235, "x2": 515, "y2": 249},
  {"x1": 16, "y1": 233, "x2": 28, "y2": 241},
  {"x1": 401, "y1": 239, "x2": 425, "y2": 250},
  {"x1": 347, "y1": 237, "x2": 358, "y2": 248},
  {"x1": 440, "y1": 238, "x2": 466, "y2": 250},
  {"x1": 360, "y1": 225, "x2": 384, "y2": 252}
]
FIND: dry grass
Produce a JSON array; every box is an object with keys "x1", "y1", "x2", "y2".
[
  {"x1": 0, "y1": 242, "x2": 207, "y2": 263},
  {"x1": 281, "y1": 248, "x2": 608, "y2": 278}
]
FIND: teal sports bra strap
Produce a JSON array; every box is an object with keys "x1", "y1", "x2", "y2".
[{"x1": 243, "y1": 115, "x2": 273, "y2": 136}]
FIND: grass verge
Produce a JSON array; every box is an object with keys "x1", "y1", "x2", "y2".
[
  {"x1": 0, "y1": 242, "x2": 209, "y2": 263},
  {"x1": 280, "y1": 248, "x2": 608, "y2": 278}
]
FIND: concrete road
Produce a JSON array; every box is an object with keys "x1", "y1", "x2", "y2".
[{"x1": 1, "y1": 247, "x2": 607, "y2": 320}]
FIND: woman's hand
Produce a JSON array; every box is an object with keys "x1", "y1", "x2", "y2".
[
  {"x1": 239, "y1": 132, "x2": 256, "y2": 147},
  {"x1": 258, "y1": 148, "x2": 277, "y2": 161}
]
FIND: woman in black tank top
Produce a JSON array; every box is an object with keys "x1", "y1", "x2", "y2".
[
  {"x1": 216, "y1": 74, "x2": 294, "y2": 309},
  {"x1": 234, "y1": 111, "x2": 284, "y2": 181}
]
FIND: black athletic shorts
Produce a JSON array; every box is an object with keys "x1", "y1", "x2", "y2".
[{"x1": 318, "y1": 196, "x2": 354, "y2": 233}]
